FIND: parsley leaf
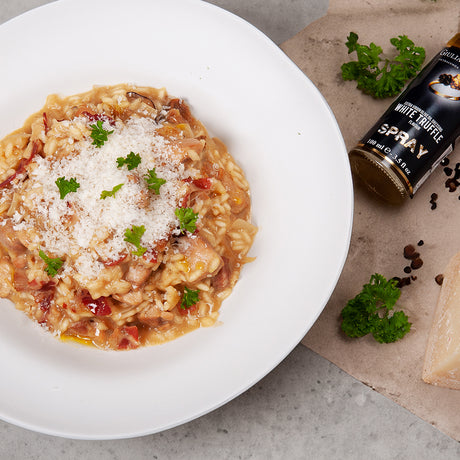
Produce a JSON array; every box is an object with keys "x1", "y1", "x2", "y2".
[
  {"x1": 341, "y1": 273, "x2": 411, "y2": 343},
  {"x1": 124, "y1": 225, "x2": 147, "y2": 257},
  {"x1": 116, "y1": 152, "x2": 141, "y2": 170},
  {"x1": 145, "y1": 168, "x2": 166, "y2": 194},
  {"x1": 55, "y1": 176, "x2": 80, "y2": 199},
  {"x1": 100, "y1": 183, "x2": 124, "y2": 199},
  {"x1": 341, "y1": 32, "x2": 425, "y2": 98},
  {"x1": 175, "y1": 207, "x2": 199, "y2": 233},
  {"x1": 371, "y1": 310, "x2": 411, "y2": 344},
  {"x1": 39, "y1": 250, "x2": 64, "y2": 277},
  {"x1": 89, "y1": 120, "x2": 114, "y2": 147},
  {"x1": 181, "y1": 286, "x2": 200, "y2": 309}
]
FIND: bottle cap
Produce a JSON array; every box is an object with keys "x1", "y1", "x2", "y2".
[{"x1": 349, "y1": 147, "x2": 409, "y2": 204}]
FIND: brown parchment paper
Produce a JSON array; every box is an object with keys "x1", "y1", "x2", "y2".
[{"x1": 281, "y1": 0, "x2": 460, "y2": 441}]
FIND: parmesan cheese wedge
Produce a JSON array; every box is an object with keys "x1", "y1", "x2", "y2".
[{"x1": 423, "y1": 250, "x2": 460, "y2": 389}]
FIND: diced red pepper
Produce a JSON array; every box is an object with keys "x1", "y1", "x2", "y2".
[
  {"x1": 103, "y1": 253, "x2": 127, "y2": 267},
  {"x1": 192, "y1": 178, "x2": 212, "y2": 189},
  {"x1": 82, "y1": 296, "x2": 112, "y2": 316},
  {"x1": 179, "y1": 304, "x2": 198, "y2": 316},
  {"x1": 142, "y1": 249, "x2": 158, "y2": 264},
  {"x1": 183, "y1": 177, "x2": 212, "y2": 189},
  {"x1": 118, "y1": 326, "x2": 139, "y2": 350},
  {"x1": 180, "y1": 192, "x2": 190, "y2": 208},
  {"x1": 124, "y1": 325, "x2": 138, "y2": 341}
]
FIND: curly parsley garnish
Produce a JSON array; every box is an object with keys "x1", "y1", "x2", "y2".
[
  {"x1": 181, "y1": 286, "x2": 200, "y2": 309},
  {"x1": 39, "y1": 250, "x2": 64, "y2": 277},
  {"x1": 89, "y1": 120, "x2": 114, "y2": 147},
  {"x1": 55, "y1": 176, "x2": 80, "y2": 199},
  {"x1": 145, "y1": 168, "x2": 166, "y2": 194},
  {"x1": 100, "y1": 183, "x2": 124, "y2": 199},
  {"x1": 341, "y1": 273, "x2": 411, "y2": 343},
  {"x1": 116, "y1": 151, "x2": 141, "y2": 170},
  {"x1": 124, "y1": 225, "x2": 147, "y2": 257},
  {"x1": 341, "y1": 32, "x2": 425, "y2": 98},
  {"x1": 175, "y1": 207, "x2": 199, "y2": 233}
]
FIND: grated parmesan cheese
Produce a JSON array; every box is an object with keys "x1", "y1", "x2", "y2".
[{"x1": 21, "y1": 116, "x2": 189, "y2": 281}]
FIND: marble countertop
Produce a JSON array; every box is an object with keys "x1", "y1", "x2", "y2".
[{"x1": 1, "y1": 1, "x2": 460, "y2": 459}]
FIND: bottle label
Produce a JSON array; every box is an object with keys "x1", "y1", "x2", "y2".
[{"x1": 360, "y1": 45, "x2": 460, "y2": 194}]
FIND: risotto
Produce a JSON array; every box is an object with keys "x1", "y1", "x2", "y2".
[{"x1": 0, "y1": 84, "x2": 256, "y2": 350}]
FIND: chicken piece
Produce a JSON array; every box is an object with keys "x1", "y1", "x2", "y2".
[
  {"x1": 64, "y1": 315, "x2": 111, "y2": 348},
  {"x1": 113, "y1": 289, "x2": 144, "y2": 307},
  {"x1": 13, "y1": 269, "x2": 29, "y2": 291},
  {"x1": 0, "y1": 220, "x2": 28, "y2": 261},
  {"x1": 169, "y1": 138, "x2": 205, "y2": 162},
  {"x1": 138, "y1": 305, "x2": 174, "y2": 327},
  {"x1": 12, "y1": 254, "x2": 27, "y2": 269},
  {"x1": 137, "y1": 305, "x2": 161, "y2": 327},
  {"x1": 168, "y1": 98, "x2": 195, "y2": 124},
  {"x1": 177, "y1": 234, "x2": 223, "y2": 283},
  {"x1": 124, "y1": 261, "x2": 153, "y2": 287},
  {"x1": 154, "y1": 236, "x2": 222, "y2": 289},
  {"x1": 212, "y1": 256, "x2": 232, "y2": 291}
]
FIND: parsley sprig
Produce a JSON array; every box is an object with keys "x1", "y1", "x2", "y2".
[
  {"x1": 341, "y1": 32, "x2": 425, "y2": 98},
  {"x1": 175, "y1": 207, "x2": 199, "y2": 233},
  {"x1": 55, "y1": 176, "x2": 80, "y2": 199},
  {"x1": 39, "y1": 250, "x2": 64, "y2": 277},
  {"x1": 100, "y1": 183, "x2": 124, "y2": 199},
  {"x1": 89, "y1": 120, "x2": 114, "y2": 147},
  {"x1": 124, "y1": 225, "x2": 147, "y2": 257},
  {"x1": 117, "y1": 152, "x2": 141, "y2": 170},
  {"x1": 341, "y1": 273, "x2": 411, "y2": 343},
  {"x1": 145, "y1": 168, "x2": 166, "y2": 194},
  {"x1": 181, "y1": 286, "x2": 200, "y2": 309}
]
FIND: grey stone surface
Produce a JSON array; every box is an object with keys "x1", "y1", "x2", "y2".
[
  {"x1": 1, "y1": 346, "x2": 460, "y2": 459},
  {"x1": 1, "y1": 1, "x2": 460, "y2": 459}
]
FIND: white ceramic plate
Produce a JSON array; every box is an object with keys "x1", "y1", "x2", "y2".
[{"x1": 0, "y1": 0, "x2": 353, "y2": 439}]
